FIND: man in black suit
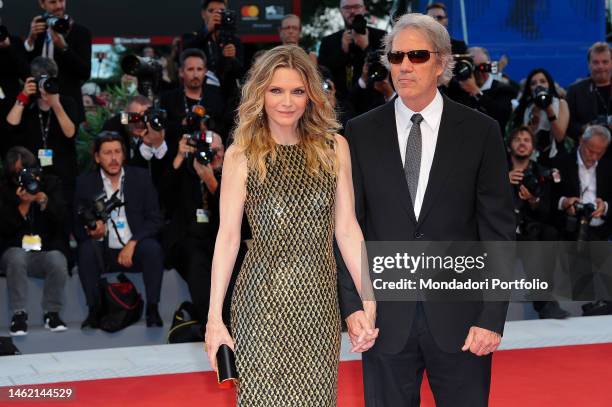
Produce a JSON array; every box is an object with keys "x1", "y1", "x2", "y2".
[
  {"x1": 24, "y1": 0, "x2": 91, "y2": 124},
  {"x1": 74, "y1": 131, "x2": 164, "y2": 329},
  {"x1": 318, "y1": 0, "x2": 387, "y2": 101},
  {"x1": 339, "y1": 13, "x2": 515, "y2": 406},
  {"x1": 552, "y1": 125, "x2": 612, "y2": 315},
  {"x1": 159, "y1": 48, "x2": 228, "y2": 144}
]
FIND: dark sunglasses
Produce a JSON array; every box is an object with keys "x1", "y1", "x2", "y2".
[
  {"x1": 432, "y1": 15, "x2": 447, "y2": 21},
  {"x1": 387, "y1": 50, "x2": 440, "y2": 64}
]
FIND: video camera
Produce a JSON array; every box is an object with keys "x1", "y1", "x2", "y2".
[
  {"x1": 120, "y1": 107, "x2": 167, "y2": 132},
  {"x1": 182, "y1": 105, "x2": 216, "y2": 165},
  {"x1": 453, "y1": 54, "x2": 498, "y2": 81},
  {"x1": 533, "y1": 86, "x2": 553, "y2": 109},
  {"x1": 77, "y1": 190, "x2": 125, "y2": 231},
  {"x1": 365, "y1": 50, "x2": 388, "y2": 86},
  {"x1": 17, "y1": 167, "x2": 42, "y2": 195},
  {"x1": 121, "y1": 55, "x2": 163, "y2": 98},
  {"x1": 38, "y1": 13, "x2": 71, "y2": 35}
]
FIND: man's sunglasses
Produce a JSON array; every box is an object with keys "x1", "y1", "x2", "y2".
[{"x1": 387, "y1": 50, "x2": 440, "y2": 64}]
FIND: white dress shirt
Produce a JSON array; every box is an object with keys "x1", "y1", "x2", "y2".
[
  {"x1": 100, "y1": 168, "x2": 133, "y2": 249},
  {"x1": 139, "y1": 140, "x2": 168, "y2": 161},
  {"x1": 558, "y1": 151, "x2": 608, "y2": 227},
  {"x1": 24, "y1": 29, "x2": 55, "y2": 59},
  {"x1": 395, "y1": 90, "x2": 444, "y2": 219}
]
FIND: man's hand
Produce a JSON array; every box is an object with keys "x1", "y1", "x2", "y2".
[
  {"x1": 518, "y1": 185, "x2": 537, "y2": 203},
  {"x1": 118, "y1": 240, "x2": 137, "y2": 268},
  {"x1": 461, "y1": 326, "x2": 501, "y2": 356},
  {"x1": 27, "y1": 16, "x2": 47, "y2": 45},
  {"x1": 562, "y1": 197, "x2": 580, "y2": 216},
  {"x1": 50, "y1": 30, "x2": 67, "y2": 51},
  {"x1": 373, "y1": 78, "x2": 394, "y2": 100},
  {"x1": 353, "y1": 28, "x2": 369, "y2": 50},
  {"x1": 459, "y1": 75, "x2": 481, "y2": 98},
  {"x1": 592, "y1": 198, "x2": 607, "y2": 218},
  {"x1": 193, "y1": 159, "x2": 218, "y2": 193},
  {"x1": 508, "y1": 168, "x2": 523, "y2": 185},
  {"x1": 87, "y1": 220, "x2": 106, "y2": 240},
  {"x1": 341, "y1": 30, "x2": 352, "y2": 54},
  {"x1": 23, "y1": 77, "x2": 37, "y2": 97},
  {"x1": 43, "y1": 89, "x2": 61, "y2": 110},
  {"x1": 142, "y1": 122, "x2": 165, "y2": 148},
  {"x1": 222, "y1": 43, "x2": 236, "y2": 58},
  {"x1": 346, "y1": 309, "x2": 379, "y2": 353},
  {"x1": 0, "y1": 36, "x2": 10, "y2": 48},
  {"x1": 207, "y1": 12, "x2": 222, "y2": 33},
  {"x1": 173, "y1": 136, "x2": 197, "y2": 169},
  {"x1": 34, "y1": 192, "x2": 49, "y2": 210}
]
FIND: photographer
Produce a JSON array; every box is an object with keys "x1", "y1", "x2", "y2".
[
  {"x1": 102, "y1": 95, "x2": 171, "y2": 188},
  {"x1": 0, "y1": 146, "x2": 68, "y2": 335},
  {"x1": 508, "y1": 68, "x2": 570, "y2": 167},
  {"x1": 24, "y1": 0, "x2": 92, "y2": 124},
  {"x1": 318, "y1": 0, "x2": 386, "y2": 101},
  {"x1": 5, "y1": 57, "x2": 78, "y2": 207},
  {"x1": 0, "y1": 25, "x2": 30, "y2": 157},
  {"x1": 508, "y1": 126, "x2": 569, "y2": 319},
  {"x1": 159, "y1": 48, "x2": 227, "y2": 143},
  {"x1": 348, "y1": 50, "x2": 394, "y2": 115},
  {"x1": 553, "y1": 125, "x2": 612, "y2": 315},
  {"x1": 444, "y1": 46, "x2": 517, "y2": 133},
  {"x1": 566, "y1": 42, "x2": 612, "y2": 143},
  {"x1": 74, "y1": 131, "x2": 164, "y2": 329},
  {"x1": 182, "y1": 0, "x2": 244, "y2": 97},
  {"x1": 425, "y1": 2, "x2": 468, "y2": 54},
  {"x1": 160, "y1": 132, "x2": 239, "y2": 323}
]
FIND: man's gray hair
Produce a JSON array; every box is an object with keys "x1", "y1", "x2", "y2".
[
  {"x1": 382, "y1": 13, "x2": 454, "y2": 85},
  {"x1": 583, "y1": 124, "x2": 612, "y2": 144},
  {"x1": 468, "y1": 46, "x2": 490, "y2": 61},
  {"x1": 30, "y1": 56, "x2": 59, "y2": 78}
]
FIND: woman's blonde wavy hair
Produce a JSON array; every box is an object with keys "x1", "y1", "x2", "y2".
[{"x1": 232, "y1": 45, "x2": 340, "y2": 182}]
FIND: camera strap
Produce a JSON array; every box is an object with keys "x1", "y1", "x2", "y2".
[
  {"x1": 37, "y1": 107, "x2": 52, "y2": 149},
  {"x1": 183, "y1": 94, "x2": 204, "y2": 115}
]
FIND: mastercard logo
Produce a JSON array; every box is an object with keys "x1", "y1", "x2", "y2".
[{"x1": 241, "y1": 5, "x2": 259, "y2": 18}]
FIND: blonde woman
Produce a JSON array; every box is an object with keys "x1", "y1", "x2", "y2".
[{"x1": 205, "y1": 45, "x2": 378, "y2": 405}]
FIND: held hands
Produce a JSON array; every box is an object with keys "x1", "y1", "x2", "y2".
[
  {"x1": 205, "y1": 318, "x2": 235, "y2": 372},
  {"x1": 346, "y1": 301, "x2": 379, "y2": 353},
  {"x1": 462, "y1": 326, "x2": 501, "y2": 356}
]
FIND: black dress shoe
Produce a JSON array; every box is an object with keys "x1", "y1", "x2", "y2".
[
  {"x1": 146, "y1": 304, "x2": 163, "y2": 327},
  {"x1": 81, "y1": 306, "x2": 102, "y2": 329},
  {"x1": 537, "y1": 301, "x2": 570, "y2": 319},
  {"x1": 582, "y1": 300, "x2": 610, "y2": 316}
]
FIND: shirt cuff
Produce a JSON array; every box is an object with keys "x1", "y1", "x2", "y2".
[
  {"x1": 358, "y1": 77, "x2": 367, "y2": 89},
  {"x1": 558, "y1": 197, "x2": 566, "y2": 211},
  {"x1": 24, "y1": 39, "x2": 34, "y2": 52},
  {"x1": 604, "y1": 201, "x2": 609, "y2": 217},
  {"x1": 153, "y1": 140, "x2": 168, "y2": 159}
]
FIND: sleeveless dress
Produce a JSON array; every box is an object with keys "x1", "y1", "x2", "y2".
[{"x1": 230, "y1": 143, "x2": 341, "y2": 406}]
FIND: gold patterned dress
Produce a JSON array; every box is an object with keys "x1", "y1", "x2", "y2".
[{"x1": 230, "y1": 143, "x2": 341, "y2": 406}]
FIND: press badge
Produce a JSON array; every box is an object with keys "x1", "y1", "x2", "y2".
[
  {"x1": 38, "y1": 149, "x2": 53, "y2": 167},
  {"x1": 22, "y1": 234, "x2": 42, "y2": 251},
  {"x1": 115, "y1": 217, "x2": 128, "y2": 239},
  {"x1": 196, "y1": 209, "x2": 210, "y2": 223}
]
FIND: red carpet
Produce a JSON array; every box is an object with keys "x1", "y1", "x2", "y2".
[{"x1": 4, "y1": 343, "x2": 612, "y2": 406}]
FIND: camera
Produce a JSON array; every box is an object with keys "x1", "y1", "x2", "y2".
[
  {"x1": 121, "y1": 55, "x2": 163, "y2": 98},
  {"x1": 35, "y1": 75, "x2": 60, "y2": 95},
  {"x1": 365, "y1": 50, "x2": 388, "y2": 86},
  {"x1": 217, "y1": 9, "x2": 237, "y2": 45},
  {"x1": 78, "y1": 190, "x2": 125, "y2": 231},
  {"x1": 521, "y1": 167, "x2": 560, "y2": 198},
  {"x1": 533, "y1": 86, "x2": 552, "y2": 109},
  {"x1": 322, "y1": 79, "x2": 332, "y2": 93},
  {"x1": 120, "y1": 107, "x2": 167, "y2": 131},
  {"x1": 183, "y1": 105, "x2": 216, "y2": 165},
  {"x1": 453, "y1": 54, "x2": 498, "y2": 81},
  {"x1": 0, "y1": 25, "x2": 9, "y2": 42},
  {"x1": 39, "y1": 13, "x2": 71, "y2": 35},
  {"x1": 17, "y1": 167, "x2": 42, "y2": 195},
  {"x1": 350, "y1": 14, "x2": 367, "y2": 35},
  {"x1": 183, "y1": 105, "x2": 211, "y2": 134}
]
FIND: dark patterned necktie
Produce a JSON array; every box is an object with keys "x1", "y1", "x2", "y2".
[{"x1": 404, "y1": 113, "x2": 423, "y2": 207}]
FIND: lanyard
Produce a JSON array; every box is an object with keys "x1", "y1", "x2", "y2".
[{"x1": 37, "y1": 108, "x2": 52, "y2": 149}]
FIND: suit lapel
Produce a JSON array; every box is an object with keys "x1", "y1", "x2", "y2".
[
  {"x1": 417, "y1": 96, "x2": 465, "y2": 226},
  {"x1": 375, "y1": 101, "x2": 418, "y2": 224}
]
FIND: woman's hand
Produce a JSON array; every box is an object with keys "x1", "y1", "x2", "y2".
[{"x1": 204, "y1": 318, "x2": 235, "y2": 372}]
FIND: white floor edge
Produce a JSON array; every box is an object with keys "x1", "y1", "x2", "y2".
[{"x1": 1, "y1": 315, "x2": 612, "y2": 387}]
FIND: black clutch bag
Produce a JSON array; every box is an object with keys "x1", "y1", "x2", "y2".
[{"x1": 216, "y1": 344, "x2": 238, "y2": 387}]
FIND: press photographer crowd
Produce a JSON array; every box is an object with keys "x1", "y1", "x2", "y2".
[{"x1": 0, "y1": 0, "x2": 611, "y2": 341}]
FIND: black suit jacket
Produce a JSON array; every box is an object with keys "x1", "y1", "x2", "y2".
[
  {"x1": 339, "y1": 96, "x2": 515, "y2": 354},
  {"x1": 551, "y1": 150, "x2": 612, "y2": 237},
  {"x1": 73, "y1": 166, "x2": 163, "y2": 244},
  {"x1": 318, "y1": 26, "x2": 386, "y2": 100},
  {"x1": 566, "y1": 78, "x2": 612, "y2": 141},
  {"x1": 26, "y1": 23, "x2": 92, "y2": 123}
]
